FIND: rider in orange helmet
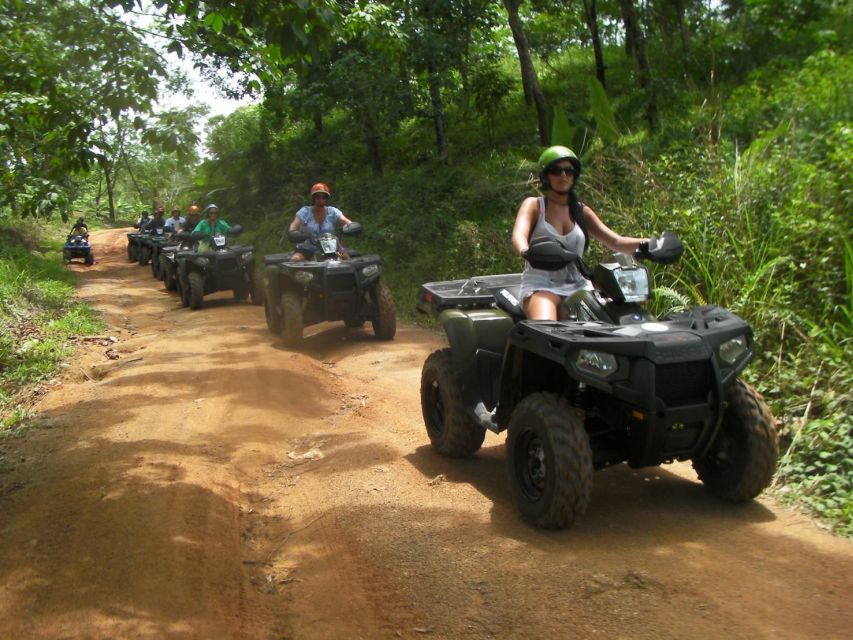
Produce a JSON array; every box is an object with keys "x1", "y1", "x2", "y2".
[{"x1": 287, "y1": 183, "x2": 356, "y2": 262}]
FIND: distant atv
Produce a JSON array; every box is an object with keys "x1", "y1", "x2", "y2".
[
  {"x1": 175, "y1": 225, "x2": 263, "y2": 310},
  {"x1": 418, "y1": 233, "x2": 778, "y2": 529},
  {"x1": 147, "y1": 227, "x2": 179, "y2": 279},
  {"x1": 63, "y1": 234, "x2": 94, "y2": 266},
  {"x1": 262, "y1": 223, "x2": 396, "y2": 346},
  {"x1": 126, "y1": 228, "x2": 148, "y2": 262}
]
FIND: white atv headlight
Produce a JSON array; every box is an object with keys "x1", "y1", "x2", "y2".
[
  {"x1": 575, "y1": 349, "x2": 618, "y2": 377},
  {"x1": 362, "y1": 264, "x2": 379, "y2": 278},
  {"x1": 294, "y1": 271, "x2": 313, "y2": 284},
  {"x1": 242, "y1": 251, "x2": 254, "y2": 262},
  {"x1": 614, "y1": 268, "x2": 650, "y2": 302},
  {"x1": 194, "y1": 257, "x2": 209, "y2": 267},
  {"x1": 719, "y1": 335, "x2": 747, "y2": 365}
]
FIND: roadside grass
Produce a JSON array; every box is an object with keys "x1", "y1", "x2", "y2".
[{"x1": 0, "y1": 219, "x2": 106, "y2": 434}]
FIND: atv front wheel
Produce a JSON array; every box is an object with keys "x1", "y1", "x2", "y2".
[
  {"x1": 280, "y1": 291, "x2": 303, "y2": 346},
  {"x1": 138, "y1": 245, "x2": 151, "y2": 266},
  {"x1": 127, "y1": 243, "x2": 135, "y2": 262},
  {"x1": 162, "y1": 258, "x2": 176, "y2": 291},
  {"x1": 420, "y1": 349, "x2": 486, "y2": 457},
  {"x1": 371, "y1": 282, "x2": 396, "y2": 340},
  {"x1": 84, "y1": 251, "x2": 94, "y2": 266},
  {"x1": 693, "y1": 380, "x2": 778, "y2": 502},
  {"x1": 188, "y1": 271, "x2": 204, "y2": 310},
  {"x1": 151, "y1": 253, "x2": 161, "y2": 279},
  {"x1": 506, "y1": 393, "x2": 592, "y2": 529},
  {"x1": 264, "y1": 294, "x2": 282, "y2": 333},
  {"x1": 233, "y1": 285, "x2": 250, "y2": 301}
]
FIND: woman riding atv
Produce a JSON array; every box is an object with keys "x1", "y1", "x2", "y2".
[
  {"x1": 511, "y1": 146, "x2": 654, "y2": 321},
  {"x1": 69, "y1": 217, "x2": 89, "y2": 238},
  {"x1": 287, "y1": 183, "x2": 356, "y2": 262},
  {"x1": 192, "y1": 204, "x2": 231, "y2": 236}
]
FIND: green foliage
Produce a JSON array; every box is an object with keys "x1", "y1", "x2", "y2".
[
  {"x1": 0, "y1": 0, "x2": 168, "y2": 218},
  {"x1": 0, "y1": 220, "x2": 105, "y2": 403}
]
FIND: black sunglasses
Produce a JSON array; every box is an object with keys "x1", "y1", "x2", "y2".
[
  {"x1": 312, "y1": 193, "x2": 329, "y2": 199},
  {"x1": 546, "y1": 165, "x2": 576, "y2": 176}
]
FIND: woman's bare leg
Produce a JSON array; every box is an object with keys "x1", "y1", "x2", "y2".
[{"x1": 523, "y1": 290, "x2": 562, "y2": 320}]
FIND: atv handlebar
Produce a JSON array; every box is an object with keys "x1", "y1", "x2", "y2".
[{"x1": 635, "y1": 232, "x2": 683, "y2": 264}]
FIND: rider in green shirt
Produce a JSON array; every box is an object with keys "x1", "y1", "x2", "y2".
[{"x1": 192, "y1": 204, "x2": 231, "y2": 236}]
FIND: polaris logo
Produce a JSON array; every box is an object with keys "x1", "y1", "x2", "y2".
[{"x1": 500, "y1": 289, "x2": 519, "y2": 306}]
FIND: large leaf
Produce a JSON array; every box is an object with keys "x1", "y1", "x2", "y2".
[
  {"x1": 550, "y1": 106, "x2": 576, "y2": 147},
  {"x1": 588, "y1": 77, "x2": 619, "y2": 145}
]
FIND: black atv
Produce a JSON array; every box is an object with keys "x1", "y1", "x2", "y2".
[
  {"x1": 175, "y1": 225, "x2": 263, "y2": 310},
  {"x1": 262, "y1": 223, "x2": 396, "y2": 346},
  {"x1": 148, "y1": 228, "x2": 180, "y2": 279},
  {"x1": 126, "y1": 228, "x2": 148, "y2": 262},
  {"x1": 417, "y1": 233, "x2": 778, "y2": 529}
]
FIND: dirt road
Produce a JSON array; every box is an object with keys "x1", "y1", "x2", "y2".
[{"x1": 0, "y1": 228, "x2": 851, "y2": 639}]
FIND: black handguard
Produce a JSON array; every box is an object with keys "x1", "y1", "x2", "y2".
[
  {"x1": 524, "y1": 236, "x2": 580, "y2": 271},
  {"x1": 635, "y1": 231, "x2": 684, "y2": 264},
  {"x1": 287, "y1": 228, "x2": 309, "y2": 243}
]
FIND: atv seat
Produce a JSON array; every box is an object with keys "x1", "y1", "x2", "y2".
[{"x1": 491, "y1": 284, "x2": 525, "y2": 319}]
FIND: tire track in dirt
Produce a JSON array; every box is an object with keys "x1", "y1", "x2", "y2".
[{"x1": 0, "y1": 228, "x2": 851, "y2": 639}]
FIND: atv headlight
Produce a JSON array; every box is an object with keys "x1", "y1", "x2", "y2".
[
  {"x1": 613, "y1": 268, "x2": 650, "y2": 302},
  {"x1": 194, "y1": 257, "x2": 209, "y2": 267},
  {"x1": 242, "y1": 251, "x2": 254, "y2": 262},
  {"x1": 575, "y1": 349, "x2": 618, "y2": 377},
  {"x1": 719, "y1": 335, "x2": 747, "y2": 365},
  {"x1": 361, "y1": 264, "x2": 379, "y2": 278},
  {"x1": 294, "y1": 271, "x2": 313, "y2": 284}
]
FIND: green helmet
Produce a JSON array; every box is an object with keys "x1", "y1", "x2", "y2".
[{"x1": 538, "y1": 145, "x2": 581, "y2": 177}]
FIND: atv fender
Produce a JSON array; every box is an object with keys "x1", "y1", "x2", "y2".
[{"x1": 439, "y1": 308, "x2": 514, "y2": 419}]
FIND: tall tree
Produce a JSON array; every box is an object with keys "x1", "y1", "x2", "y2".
[
  {"x1": 503, "y1": 0, "x2": 549, "y2": 145},
  {"x1": 0, "y1": 0, "x2": 168, "y2": 217},
  {"x1": 617, "y1": 0, "x2": 657, "y2": 130},
  {"x1": 580, "y1": 0, "x2": 607, "y2": 88}
]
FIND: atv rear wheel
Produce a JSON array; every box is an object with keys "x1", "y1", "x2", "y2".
[
  {"x1": 281, "y1": 291, "x2": 303, "y2": 346},
  {"x1": 420, "y1": 349, "x2": 486, "y2": 457},
  {"x1": 371, "y1": 282, "x2": 396, "y2": 340},
  {"x1": 507, "y1": 393, "x2": 592, "y2": 529},
  {"x1": 250, "y1": 267, "x2": 264, "y2": 306},
  {"x1": 693, "y1": 380, "x2": 778, "y2": 502},
  {"x1": 188, "y1": 271, "x2": 204, "y2": 310}
]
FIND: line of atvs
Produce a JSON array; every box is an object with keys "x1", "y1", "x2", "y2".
[
  {"x1": 125, "y1": 222, "x2": 396, "y2": 346},
  {"x1": 125, "y1": 222, "x2": 778, "y2": 531}
]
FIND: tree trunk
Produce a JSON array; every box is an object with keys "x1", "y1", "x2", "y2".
[
  {"x1": 102, "y1": 159, "x2": 116, "y2": 222},
  {"x1": 617, "y1": 0, "x2": 657, "y2": 131},
  {"x1": 581, "y1": 0, "x2": 607, "y2": 89},
  {"x1": 503, "y1": 0, "x2": 549, "y2": 145},
  {"x1": 427, "y1": 61, "x2": 449, "y2": 163},
  {"x1": 313, "y1": 109, "x2": 323, "y2": 134}
]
